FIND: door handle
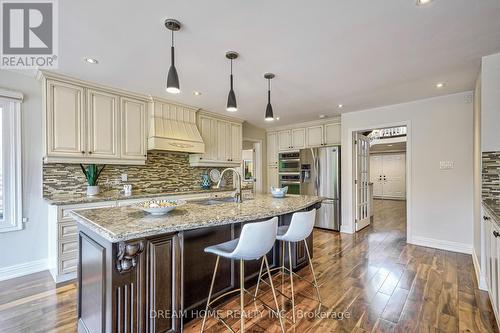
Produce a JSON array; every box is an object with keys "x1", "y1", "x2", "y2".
[
  {"x1": 483, "y1": 215, "x2": 491, "y2": 221},
  {"x1": 494, "y1": 231, "x2": 500, "y2": 238}
]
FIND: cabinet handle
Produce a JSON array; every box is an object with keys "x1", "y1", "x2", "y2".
[
  {"x1": 88, "y1": 151, "x2": 92, "y2": 154},
  {"x1": 81, "y1": 151, "x2": 85, "y2": 154},
  {"x1": 494, "y1": 231, "x2": 500, "y2": 238},
  {"x1": 483, "y1": 216, "x2": 491, "y2": 221}
]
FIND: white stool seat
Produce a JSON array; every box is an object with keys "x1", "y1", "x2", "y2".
[
  {"x1": 205, "y1": 239, "x2": 239, "y2": 258},
  {"x1": 276, "y1": 209, "x2": 316, "y2": 242}
]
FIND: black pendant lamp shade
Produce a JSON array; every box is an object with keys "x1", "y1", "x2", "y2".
[
  {"x1": 226, "y1": 51, "x2": 238, "y2": 112},
  {"x1": 165, "y1": 19, "x2": 181, "y2": 94},
  {"x1": 264, "y1": 73, "x2": 275, "y2": 121}
]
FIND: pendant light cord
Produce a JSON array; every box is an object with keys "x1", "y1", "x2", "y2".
[
  {"x1": 171, "y1": 30, "x2": 175, "y2": 66},
  {"x1": 268, "y1": 79, "x2": 271, "y2": 103}
]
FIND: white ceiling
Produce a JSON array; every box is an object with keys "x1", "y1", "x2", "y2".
[{"x1": 55, "y1": 0, "x2": 500, "y2": 127}]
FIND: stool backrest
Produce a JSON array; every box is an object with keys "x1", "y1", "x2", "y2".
[
  {"x1": 285, "y1": 209, "x2": 317, "y2": 242},
  {"x1": 232, "y1": 217, "x2": 278, "y2": 260}
]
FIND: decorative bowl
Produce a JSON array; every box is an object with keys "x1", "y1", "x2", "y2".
[
  {"x1": 135, "y1": 199, "x2": 186, "y2": 216},
  {"x1": 271, "y1": 186, "x2": 288, "y2": 198}
]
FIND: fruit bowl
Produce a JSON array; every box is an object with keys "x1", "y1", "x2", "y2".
[
  {"x1": 270, "y1": 186, "x2": 288, "y2": 198},
  {"x1": 135, "y1": 199, "x2": 186, "y2": 216}
]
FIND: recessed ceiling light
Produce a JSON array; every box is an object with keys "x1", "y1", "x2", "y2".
[
  {"x1": 436, "y1": 82, "x2": 445, "y2": 88},
  {"x1": 337, "y1": 104, "x2": 344, "y2": 109},
  {"x1": 84, "y1": 57, "x2": 98, "y2": 64},
  {"x1": 193, "y1": 91, "x2": 202, "y2": 96},
  {"x1": 276, "y1": 116, "x2": 280, "y2": 120},
  {"x1": 416, "y1": 0, "x2": 433, "y2": 5}
]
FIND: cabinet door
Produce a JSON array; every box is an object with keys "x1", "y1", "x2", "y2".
[
  {"x1": 230, "y1": 122, "x2": 242, "y2": 163},
  {"x1": 291, "y1": 128, "x2": 305, "y2": 149},
  {"x1": 198, "y1": 115, "x2": 217, "y2": 161},
  {"x1": 486, "y1": 218, "x2": 492, "y2": 291},
  {"x1": 278, "y1": 130, "x2": 291, "y2": 151},
  {"x1": 370, "y1": 155, "x2": 383, "y2": 197},
  {"x1": 267, "y1": 166, "x2": 279, "y2": 191},
  {"x1": 46, "y1": 80, "x2": 85, "y2": 157},
  {"x1": 217, "y1": 120, "x2": 231, "y2": 162},
  {"x1": 493, "y1": 223, "x2": 500, "y2": 312},
  {"x1": 324, "y1": 123, "x2": 341, "y2": 145},
  {"x1": 381, "y1": 153, "x2": 406, "y2": 199},
  {"x1": 267, "y1": 132, "x2": 278, "y2": 166},
  {"x1": 120, "y1": 97, "x2": 146, "y2": 160},
  {"x1": 87, "y1": 89, "x2": 120, "y2": 159},
  {"x1": 306, "y1": 126, "x2": 323, "y2": 147}
]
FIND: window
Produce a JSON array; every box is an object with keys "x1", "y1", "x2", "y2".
[{"x1": 0, "y1": 90, "x2": 23, "y2": 232}]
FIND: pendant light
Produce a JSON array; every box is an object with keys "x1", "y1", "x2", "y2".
[
  {"x1": 264, "y1": 73, "x2": 275, "y2": 121},
  {"x1": 165, "y1": 19, "x2": 181, "y2": 94},
  {"x1": 226, "y1": 51, "x2": 238, "y2": 112}
]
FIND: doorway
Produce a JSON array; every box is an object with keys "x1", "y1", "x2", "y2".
[
  {"x1": 353, "y1": 126, "x2": 408, "y2": 233},
  {"x1": 242, "y1": 139, "x2": 263, "y2": 194}
]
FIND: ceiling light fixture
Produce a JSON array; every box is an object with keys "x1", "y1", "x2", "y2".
[
  {"x1": 416, "y1": 0, "x2": 433, "y2": 5},
  {"x1": 264, "y1": 73, "x2": 275, "y2": 121},
  {"x1": 84, "y1": 57, "x2": 98, "y2": 64},
  {"x1": 226, "y1": 51, "x2": 238, "y2": 112},
  {"x1": 165, "y1": 19, "x2": 181, "y2": 94},
  {"x1": 193, "y1": 91, "x2": 202, "y2": 96},
  {"x1": 436, "y1": 82, "x2": 445, "y2": 88}
]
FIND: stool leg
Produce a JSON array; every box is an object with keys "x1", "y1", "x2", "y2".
[
  {"x1": 201, "y1": 256, "x2": 220, "y2": 333},
  {"x1": 264, "y1": 256, "x2": 285, "y2": 333},
  {"x1": 240, "y1": 259, "x2": 245, "y2": 333},
  {"x1": 281, "y1": 241, "x2": 285, "y2": 293},
  {"x1": 288, "y1": 242, "x2": 296, "y2": 324},
  {"x1": 304, "y1": 239, "x2": 322, "y2": 304},
  {"x1": 253, "y1": 257, "x2": 264, "y2": 300}
]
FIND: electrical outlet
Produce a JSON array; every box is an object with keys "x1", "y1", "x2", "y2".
[
  {"x1": 439, "y1": 161, "x2": 454, "y2": 170},
  {"x1": 121, "y1": 174, "x2": 128, "y2": 182}
]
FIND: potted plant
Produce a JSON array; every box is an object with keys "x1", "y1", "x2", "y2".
[{"x1": 80, "y1": 164, "x2": 105, "y2": 196}]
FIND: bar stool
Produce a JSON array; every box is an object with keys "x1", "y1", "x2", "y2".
[
  {"x1": 200, "y1": 217, "x2": 285, "y2": 333},
  {"x1": 254, "y1": 209, "x2": 321, "y2": 324}
]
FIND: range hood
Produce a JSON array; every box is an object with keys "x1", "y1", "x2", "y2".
[{"x1": 147, "y1": 98, "x2": 205, "y2": 154}]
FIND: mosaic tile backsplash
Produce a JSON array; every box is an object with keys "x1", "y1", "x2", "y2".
[
  {"x1": 483, "y1": 151, "x2": 500, "y2": 204},
  {"x1": 43, "y1": 151, "x2": 231, "y2": 197}
]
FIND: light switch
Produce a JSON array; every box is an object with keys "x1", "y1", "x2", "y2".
[
  {"x1": 439, "y1": 161, "x2": 454, "y2": 170},
  {"x1": 121, "y1": 173, "x2": 128, "y2": 182}
]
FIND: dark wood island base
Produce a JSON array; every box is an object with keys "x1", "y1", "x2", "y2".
[{"x1": 76, "y1": 202, "x2": 320, "y2": 333}]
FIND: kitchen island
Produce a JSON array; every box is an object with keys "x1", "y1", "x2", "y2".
[{"x1": 71, "y1": 194, "x2": 321, "y2": 333}]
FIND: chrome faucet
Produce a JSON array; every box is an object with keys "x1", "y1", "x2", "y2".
[{"x1": 216, "y1": 168, "x2": 243, "y2": 203}]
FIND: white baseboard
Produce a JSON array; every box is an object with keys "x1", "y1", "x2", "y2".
[
  {"x1": 410, "y1": 236, "x2": 472, "y2": 254},
  {"x1": 340, "y1": 225, "x2": 354, "y2": 234},
  {"x1": 472, "y1": 248, "x2": 488, "y2": 291},
  {"x1": 0, "y1": 258, "x2": 48, "y2": 282}
]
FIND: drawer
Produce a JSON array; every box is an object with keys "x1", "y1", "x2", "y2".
[
  {"x1": 59, "y1": 237, "x2": 78, "y2": 256},
  {"x1": 58, "y1": 221, "x2": 77, "y2": 238},
  {"x1": 59, "y1": 255, "x2": 77, "y2": 275}
]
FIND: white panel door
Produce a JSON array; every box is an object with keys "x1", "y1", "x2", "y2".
[
  {"x1": 267, "y1": 166, "x2": 279, "y2": 190},
  {"x1": 324, "y1": 123, "x2": 341, "y2": 145},
  {"x1": 267, "y1": 132, "x2": 278, "y2": 166},
  {"x1": 306, "y1": 125, "x2": 323, "y2": 147},
  {"x1": 87, "y1": 89, "x2": 120, "y2": 159},
  {"x1": 46, "y1": 80, "x2": 85, "y2": 157},
  {"x1": 291, "y1": 128, "x2": 305, "y2": 149},
  {"x1": 230, "y1": 122, "x2": 242, "y2": 162},
  {"x1": 120, "y1": 97, "x2": 146, "y2": 160},
  {"x1": 382, "y1": 153, "x2": 406, "y2": 199},
  {"x1": 370, "y1": 155, "x2": 383, "y2": 196},
  {"x1": 278, "y1": 130, "x2": 291, "y2": 151},
  {"x1": 355, "y1": 134, "x2": 371, "y2": 231}
]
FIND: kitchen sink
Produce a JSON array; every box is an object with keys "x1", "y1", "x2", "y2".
[{"x1": 192, "y1": 197, "x2": 252, "y2": 205}]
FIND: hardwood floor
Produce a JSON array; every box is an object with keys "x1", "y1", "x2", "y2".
[{"x1": 0, "y1": 199, "x2": 497, "y2": 332}]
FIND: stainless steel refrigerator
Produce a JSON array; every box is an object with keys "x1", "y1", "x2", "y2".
[{"x1": 299, "y1": 146, "x2": 341, "y2": 231}]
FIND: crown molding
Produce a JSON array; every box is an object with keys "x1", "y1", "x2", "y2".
[{"x1": 266, "y1": 116, "x2": 341, "y2": 132}]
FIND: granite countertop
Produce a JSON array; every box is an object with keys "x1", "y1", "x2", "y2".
[
  {"x1": 70, "y1": 194, "x2": 322, "y2": 243},
  {"x1": 43, "y1": 187, "x2": 240, "y2": 206},
  {"x1": 483, "y1": 199, "x2": 500, "y2": 223}
]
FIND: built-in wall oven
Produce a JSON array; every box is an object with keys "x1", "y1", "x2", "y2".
[{"x1": 278, "y1": 152, "x2": 301, "y2": 194}]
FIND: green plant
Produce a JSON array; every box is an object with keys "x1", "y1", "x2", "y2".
[{"x1": 80, "y1": 164, "x2": 105, "y2": 186}]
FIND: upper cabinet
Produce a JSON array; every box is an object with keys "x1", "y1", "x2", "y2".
[
  {"x1": 189, "y1": 111, "x2": 243, "y2": 167},
  {"x1": 267, "y1": 120, "x2": 341, "y2": 158},
  {"x1": 41, "y1": 72, "x2": 148, "y2": 165}
]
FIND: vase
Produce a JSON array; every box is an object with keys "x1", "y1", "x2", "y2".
[
  {"x1": 201, "y1": 173, "x2": 211, "y2": 190},
  {"x1": 87, "y1": 185, "x2": 100, "y2": 196}
]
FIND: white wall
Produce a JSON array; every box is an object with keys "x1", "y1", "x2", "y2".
[
  {"x1": 0, "y1": 70, "x2": 48, "y2": 275},
  {"x1": 341, "y1": 92, "x2": 474, "y2": 253},
  {"x1": 481, "y1": 53, "x2": 500, "y2": 152}
]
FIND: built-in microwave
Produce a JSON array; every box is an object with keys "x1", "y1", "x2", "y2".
[{"x1": 278, "y1": 152, "x2": 300, "y2": 173}]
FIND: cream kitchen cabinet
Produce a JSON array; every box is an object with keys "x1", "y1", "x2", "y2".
[
  {"x1": 267, "y1": 132, "x2": 278, "y2": 166},
  {"x1": 276, "y1": 128, "x2": 306, "y2": 151},
  {"x1": 41, "y1": 72, "x2": 148, "y2": 165},
  {"x1": 483, "y1": 204, "x2": 500, "y2": 324},
  {"x1": 278, "y1": 130, "x2": 292, "y2": 151},
  {"x1": 324, "y1": 122, "x2": 341, "y2": 145},
  {"x1": 267, "y1": 165, "x2": 279, "y2": 191},
  {"x1": 189, "y1": 111, "x2": 243, "y2": 167},
  {"x1": 306, "y1": 125, "x2": 324, "y2": 147},
  {"x1": 291, "y1": 128, "x2": 306, "y2": 149}
]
